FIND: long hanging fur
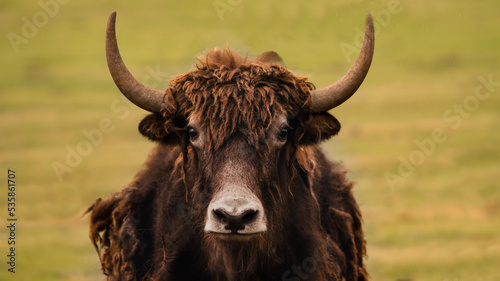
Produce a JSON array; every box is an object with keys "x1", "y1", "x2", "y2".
[{"x1": 88, "y1": 47, "x2": 368, "y2": 281}]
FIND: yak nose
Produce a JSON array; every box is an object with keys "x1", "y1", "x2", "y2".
[
  {"x1": 213, "y1": 208, "x2": 259, "y2": 234},
  {"x1": 204, "y1": 186, "x2": 267, "y2": 235}
]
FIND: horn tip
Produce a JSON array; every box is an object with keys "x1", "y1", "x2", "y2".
[
  {"x1": 109, "y1": 11, "x2": 117, "y2": 22},
  {"x1": 107, "y1": 11, "x2": 117, "y2": 33},
  {"x1": 365, "y1": 13, "x2": 374, "y2": 31}
]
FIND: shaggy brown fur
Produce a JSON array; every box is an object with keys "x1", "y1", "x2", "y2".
[{"x1": 87, "y1": 47, "x2": 367, "y2": 281}]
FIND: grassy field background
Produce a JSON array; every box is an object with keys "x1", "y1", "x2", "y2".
[{"x1": 1, "y1": 0, "x2": 499, "y2": 280}]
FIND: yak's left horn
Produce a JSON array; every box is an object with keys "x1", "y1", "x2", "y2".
[
  {"x1": 310, "y1": 14, "x2": 375, "y2": 113},
  {"x1": 106, "y1": 11, "x2": 166, "y2": 113}
]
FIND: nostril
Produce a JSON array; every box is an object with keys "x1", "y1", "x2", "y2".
[
  {"x1": 241, "y1": 210, "x2": 257, "y2": 224},
  {"x1": 213, "y1": 209, "x2": 229, "y2": 224}
]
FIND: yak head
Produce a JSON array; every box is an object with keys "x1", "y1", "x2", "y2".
[{"x1": 104, "y1": 11, "x2": 373, "y2": 277}]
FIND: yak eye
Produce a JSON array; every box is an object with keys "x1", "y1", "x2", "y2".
[
  {"x1": 278, "y1": 127, "x2": 289, "y2": 141},
  {"x1": 188, "y1": 127, "x2": 198, "y2": 141}
]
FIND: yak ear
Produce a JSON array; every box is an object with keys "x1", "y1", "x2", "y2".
[
  {"x1": 299, "y1": 112, "x2": 341, "y2": 145},
  {"x1": 138, "y1": 113, "x2": 181, "y2": 144},
  {"x1": 256, "y1": 51, "x2": 283, "y2": 64}
]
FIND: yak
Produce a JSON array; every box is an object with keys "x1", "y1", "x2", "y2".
[{"x1": 87, "y1": 11, "x2": 374, "y2": 281}]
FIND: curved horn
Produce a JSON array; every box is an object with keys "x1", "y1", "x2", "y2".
[
  {"x1": 310, "y1": 14, "x2": 375, "y2": 113},
  {"x1": 106, "y1": 11, "x2": 166, "y2": 113}
]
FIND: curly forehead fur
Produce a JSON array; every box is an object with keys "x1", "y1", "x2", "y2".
[{"x1": 166, "y1": 48, "x2": 315, "y2": 149}]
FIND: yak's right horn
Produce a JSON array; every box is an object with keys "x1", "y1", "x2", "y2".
[{"x1": 106, "y1": 11, "x2": 166, "y2": 113}]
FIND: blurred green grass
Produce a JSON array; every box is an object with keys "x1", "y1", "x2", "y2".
[{"x1": 1, "y1": 0, "x2": 499, "y2": 280}]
